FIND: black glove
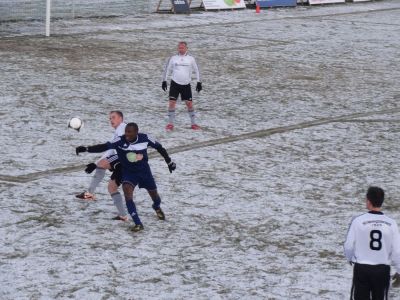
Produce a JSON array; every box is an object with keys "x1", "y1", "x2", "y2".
[
  {"x1": 162, "y1": 81, "x2": 167, "y2": 91},
  {"x1": 196, "y1": 82, "x2": 202, "y2": 93},
  {"x1": 85, "y1": 163, "x2": 97, "y2": 174},
  {"x1": 76, "y1": 146, "x2": 87, "y2": 155},
  {"x1": 168, "y1": 161, "x2": 176, "y2": 173}
]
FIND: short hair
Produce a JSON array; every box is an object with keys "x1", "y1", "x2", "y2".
[
  {"x1": 178, "y1": 41, "x2": 187, "y2": 47},
  {"x1": 126, "y1": 122, "x2": 138, "y2": 131},
  {"x1": 366, "y1": 186, "x2": 385, "y2": 207},
  {"x1": 110, "y1": 110, "x2": 123, "y2": 119}
]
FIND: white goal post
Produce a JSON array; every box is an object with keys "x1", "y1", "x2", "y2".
[{"x1": 45, "y1": 0, "x2": 51, "y2": 36}]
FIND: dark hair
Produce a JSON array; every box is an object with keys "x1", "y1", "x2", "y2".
[
  {"x1": 126, "y1": 122, "x2": 138, "y2": 131},
  {"x1": 366, "y1": 186, "x2": 385, "y2": 207},
  {"x1": 179, "y1": 41, "x2": 187, "y2": 47},
  {"x1": 110, "y1": 110, "x2": 123, "y2": 119}
]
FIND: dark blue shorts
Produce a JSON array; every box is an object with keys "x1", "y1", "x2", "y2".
[{"x1": 122, "y1": 166, "x2": 157, "y2": 191}]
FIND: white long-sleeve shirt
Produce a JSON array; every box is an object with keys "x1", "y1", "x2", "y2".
[
  {"x1": 99, "y1": 122, "x2": 126, "y2": 160},
  {"x1": 162, "y1": 53, "x2": 201, "y2": 85},
  {"x1": 344, "y1": 211, "x2": 400, "y2": 273}
]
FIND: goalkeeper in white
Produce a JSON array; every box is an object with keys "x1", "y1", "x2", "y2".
[{"x1": 162, "y1": 41, "x2": 202, "y2": 131}]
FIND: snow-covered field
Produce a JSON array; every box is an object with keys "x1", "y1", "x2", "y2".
[{"x1": 1, "y1": 1, "x2": 400, "y2": 299}]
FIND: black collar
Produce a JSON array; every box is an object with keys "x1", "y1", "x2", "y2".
[{"x1": 368, "y1": 211, "x2": 383, "y2": 215}]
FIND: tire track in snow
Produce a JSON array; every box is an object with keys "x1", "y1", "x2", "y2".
[{"x1": 0, "y1": 108, "x2": 399, "y2": 183}]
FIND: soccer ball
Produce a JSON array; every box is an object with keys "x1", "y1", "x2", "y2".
[{"x1": 68, "y1": 117, "x2": 84, "y2": 131}]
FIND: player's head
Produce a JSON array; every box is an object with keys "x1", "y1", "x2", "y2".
[
  {"x1": 125, "y1": 122, "x2": 138, "y2": 141},
  {"x1": 177, "y1": 42, "x2": 188, "y2": 55},
  {"x1": 366, "y1": 186, "x2": 385, "y2": 208},
  {"x1": 109, "y1": 111, "x2": 124, "y2": 129}
]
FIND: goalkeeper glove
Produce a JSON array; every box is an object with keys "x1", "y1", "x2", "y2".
[
  {"x1": 162, "y1": 81, "x2": 168, "y2": 91},
  {"x1": 85, "y1": 163, "x2": 97, "y2": 174},
  {"x1": 196, "y1": 82, "x2": 202, "y2": 92},
  {"x1": 76, "y1": 146, "x2": 87, "y2": 155},
  {"x1": 168, "y1": 161, "x2": 176, "y2": 173}
]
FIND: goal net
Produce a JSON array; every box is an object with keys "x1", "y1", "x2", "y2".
[{"x1": 0, "y1": 0, "x2": 153, "y2": 37}]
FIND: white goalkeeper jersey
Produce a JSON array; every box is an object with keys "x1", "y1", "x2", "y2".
[
  {"x1": 344, "y1": 211, "x2": 400, "y2": 272},
  {"x1": 162, "y1": 52, "x2": 201, "y2": 85},
  {"x1": 100, "y1": 122, "x2": 126, "y2": 160}
]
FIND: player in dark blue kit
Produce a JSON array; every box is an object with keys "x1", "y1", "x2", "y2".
[{"x1": 75, "y1": 122, "x2": 176, "y2": 232}]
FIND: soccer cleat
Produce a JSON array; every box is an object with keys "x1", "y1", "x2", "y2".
[
  {"x1": 112, "y1": 215, "x2": 129, "y2": 222},
  {"x1": 75, "y1": 191, "x2": 96, "y2": 201},
  {"x1": 191, "y1": 124, "x2": 201, "y2": 130},
  {"x1": 155, "y1": 208, "x2": 165, "y2": 220},
  {"x1": 165, "y1": 123, "x2": 174, "y2": 131},
  {"x1": 131, "y1": 224, "x2": 144, "y2": 232}
]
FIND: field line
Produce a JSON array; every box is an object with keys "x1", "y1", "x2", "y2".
[{"x1": 0, "y1": 108, "x2": 399, "y2": 183}]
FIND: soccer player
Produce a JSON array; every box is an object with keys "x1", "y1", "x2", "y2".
[
  {"x1": 75, "y1": 122, "x2": 176, "y2": 232},
  {"x1": 76, "y1": 110, "x2": 128, "y2": 221},
  {"x1": 162, "y1": 41, "x2": 202, "y2": 131},
  {"x1": 344, "y1": 186, "x2": 400, "y2": 300}
]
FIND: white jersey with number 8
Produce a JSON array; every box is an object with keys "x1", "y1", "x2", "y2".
[{"x1": 344, "y1": 211, "x2": 400, "y2": 272}]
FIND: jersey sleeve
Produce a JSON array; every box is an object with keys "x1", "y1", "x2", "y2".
[
  {"x1": 107, "y1": 141, "x2": 118, "y2": 150},
  {"x1": 391, "y1": 222, "x2": 400, "y2": 273},
  {"x1": 192, "y1": 56, "x2": 201, "y2": 82},
  {"x1": 344, "y1": 218, "x2": 356, "y2": 263},
  {"x1": 146, "y1": 134, "x2": 160, "y2": 149},
  {"x1": 87, "y1": 142, "x2": 113, "y2": 153},
  {"x1": 162, "y1": 56, "x2": 173, "y2": 81},
  {"x1": 146, "y1": 134, "x2": 171, "y2": 164}
]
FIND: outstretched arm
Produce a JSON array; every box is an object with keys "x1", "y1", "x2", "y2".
[{"x1": 76, "y1": 143, "x2": 110, "y2": 155}]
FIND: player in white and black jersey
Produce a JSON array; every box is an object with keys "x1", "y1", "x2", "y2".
[
  {"x1": 344, "y1": 186, "x2": 400, "y2": 300},
  {"x1": 76, "y1": 110, "x2": 128, "y2": 221},
  {"x1": 162, "y1": 41, "x2": 202, "y2": 131}
]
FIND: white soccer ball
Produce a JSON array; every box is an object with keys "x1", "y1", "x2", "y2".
[{"x1": 68, "y1": 117, "x2": 84, "y2": 131}]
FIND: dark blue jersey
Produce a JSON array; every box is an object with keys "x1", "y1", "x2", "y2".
[{"x1": 106, "y1": 133, "x2": 164, "y2": 172}]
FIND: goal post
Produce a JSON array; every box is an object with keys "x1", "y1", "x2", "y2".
[{"x1": 45, "y1": 0, "x2": 51, "y2": 36}]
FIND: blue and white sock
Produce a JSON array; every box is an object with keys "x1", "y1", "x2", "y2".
[
  {"x1": 152, "y1": 195, "x2": 162, "y2": 210},
  {"x1": 125, "y1": 199, "x2": 142, "y2": 225}
]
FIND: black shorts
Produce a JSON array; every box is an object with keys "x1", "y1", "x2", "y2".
[
  {"x1": 110, "y1": 162, "x2": 122, "y2": 186},
  {"x1": 169, "y1": 80, "x2": 192, "y2": 101},
  {"x1": 351, "y1": 263, "x2": 390, "y2": 300},
  {"x1": 106, "y1": 154, "x2": 119, "y2": 170}
]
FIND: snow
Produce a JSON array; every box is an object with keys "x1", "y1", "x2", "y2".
[{"x1": 1, "y1": 1, "x2": 400, "y2": 299}]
